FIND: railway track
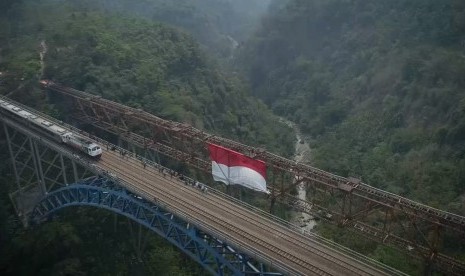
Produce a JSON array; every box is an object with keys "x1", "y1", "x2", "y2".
[
  {"x1": 1, "y1": 108, "x2": 398, "y2": 275},
  {"x1": 97, "y1": 149, "x2": 394, "y2": 276},
  {"x1": 0, "y1": 94, "x2": 453, "y2": 274},
  {"x1": 118, "y1": 157, "x2": 377, "y2": 275},
  {"x1": 100, "y1": 156, "x2": 330, "y2": 275}
]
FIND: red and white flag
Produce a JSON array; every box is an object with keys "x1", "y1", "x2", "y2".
[{"x1": 208, "y1": 143, "x2": 267, "y2": 193}]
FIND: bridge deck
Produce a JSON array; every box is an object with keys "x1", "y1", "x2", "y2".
[
  {"x1": 0, "y1": 94, "x2": 402, "y2": 275},
  {"x1": 96, "y1": 148, "x2": 391, "y2": 276}
]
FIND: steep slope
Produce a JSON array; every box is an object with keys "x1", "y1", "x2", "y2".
[
  {"x1": 239, "y1": 1, "x2": 465, "y2": 273},
  {"x1": 1, "y1": 2, "x2": 293, "y2": 155},
  {"x1": 241, "y1": 0, "x2": 465, "y2": 210},
  {"x1": 55, "y1": 0, "x2": 271, "y2": 61},
  {"x1": 0, "y1": 1, "x2": 293, "y2": 275}
]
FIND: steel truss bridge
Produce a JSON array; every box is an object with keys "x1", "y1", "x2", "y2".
[
  {"x1": 0, "y1": 79, "x2": 463, "y2": 274},
  {"x1": 1, "y1": 96, "x2": 399, "y2": 276},
  {"x1": 2, "y1": 112, "x2": 286, "y2": 275},
  {"x1": 40, "y1": 81, "x2": 465, "y2": 274}
]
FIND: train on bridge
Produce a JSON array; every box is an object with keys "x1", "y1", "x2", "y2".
[{"x1": 0, "y1": 97, "x2": 102, "y2": 158}]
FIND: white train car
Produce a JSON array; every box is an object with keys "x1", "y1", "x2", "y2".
[{"x1": 0, "y1": 98, "x2": 102, "y2": 159}]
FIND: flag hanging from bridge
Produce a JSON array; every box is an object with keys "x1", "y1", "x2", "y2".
[{"x1": 208, "y1": 143, "x2": 267, "y2": 193}]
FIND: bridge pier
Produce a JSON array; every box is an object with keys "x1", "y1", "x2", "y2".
[
  {"x1": 1, "y1": 116, "x2": 95, "y2": 226},
  {"x1": 3, "y1": 122, "x2": 50, "y2": 226},
  {"x1": 3, "y1": 122, "x2": 23, "y2": 193}
]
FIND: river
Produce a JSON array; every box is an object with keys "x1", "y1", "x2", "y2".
[
  {"x1": 279, "y1": 118, "x2": 316, "y2": 231},
  {"x1": 39, "y1": 40, "x2": 47, "y2": 79}
]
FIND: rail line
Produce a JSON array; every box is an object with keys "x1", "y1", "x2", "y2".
[
  {"x1": 40, "y1": 82, "x2": 465, "y2": 230},
  {"x1": 97, "y1": 148, "x2": 394, "y2": 275},
  {"x1": 113, "y1": 152, "x2": 381, "y2": 275},
  {"x1": 36, "y1": 83, "x2": 465, "y2": 275},
  {"x1": 99, "y1": 152, "x2": 325, "y2": 275},
  {"x1": 159, "y1": 188, "x2": 329, "y2": 275},
  {"x1": 0, "y1": 94, "x2": 408, "y2": 275}
]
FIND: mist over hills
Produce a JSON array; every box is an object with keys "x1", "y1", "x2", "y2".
[
  {"x1": 1, "y1": 0, "x2": 464, "y2": 274},
  {"x1": 0, "y1": 1, "x2": 292, "y2": 275},
  {"x1": 241, "y1": 0, "x2": 465, "y2": 209},
  {"x1": 237, "y1": 1, "x2": 465, "y2": 272},
  {"x1": 63, "y1": 0, "x2": 271, "y2": 60}
]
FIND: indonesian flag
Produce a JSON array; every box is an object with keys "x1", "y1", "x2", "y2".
[{"x1": 208, "y1": 143, "x2": 267, "y2": 193}]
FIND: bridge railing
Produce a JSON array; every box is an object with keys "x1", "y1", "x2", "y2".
[
  {"x1": 203, "y1": 186, "x2": 405, "y2": 275},
  {"x1": 38, "y1": 83, "x2": 465, "y2": 231},
  {"x1": 3, "y1": 95, "x2": 404, "y2": 275}
]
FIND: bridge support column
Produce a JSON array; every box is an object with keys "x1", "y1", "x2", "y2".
[
  {"x1": 71, "y1": 160, "x2": 79, "y2": 183},
  {"x1": 1, "y1": 116, "x2": 97, "y2": 225},
  {"x1": 59, "y1": 154, "x2": 69, "y2": 186},
  {"x1": 2, "y1": 123, "x2": 49, "y2": 226},
  {"x1": 29, "y1": 139, "x2": 47, "y2": 195},
  {"x1": 3, "y1": 122, "x2": 23, "y2": 193}
]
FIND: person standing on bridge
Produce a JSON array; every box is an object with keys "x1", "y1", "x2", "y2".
[{"x1": 143, "y1": 161, "x2": 147, "y2": 169}]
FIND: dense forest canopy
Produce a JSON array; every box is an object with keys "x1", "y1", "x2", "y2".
[
  {"x1": 57, "y1": 0, "x2": 271, "y2": 61},
  {"x1": 1, "y1": 0, "x2": 465, "y2": 274},
  {"x1": 0, "y1": 0, "x2": 292, "y2": 275},
  {"x1": 237, "y1": 1, "x2": 465, "y2": 272},
  {"x1": 240, "y1": 0, "x2": 465, "y2": 211},
  {"x1": 1, "y1": 0, "x2": 293, "y2": 155}
]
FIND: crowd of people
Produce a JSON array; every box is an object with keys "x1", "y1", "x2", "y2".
[
  {"x1": 65, "y1": 131, "x2": 210, "y2": 200},
  {"x1": 111, "y1": 143, "x2": 209, "y2": 194}
]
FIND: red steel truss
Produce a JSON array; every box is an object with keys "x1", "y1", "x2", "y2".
[{"x1": 40, "y1": 80, "x2": 465, "y2": 275}]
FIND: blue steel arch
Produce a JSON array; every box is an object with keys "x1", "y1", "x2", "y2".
[{"x1": 30, "y1": 176, "x2": 282, "y2": 276}]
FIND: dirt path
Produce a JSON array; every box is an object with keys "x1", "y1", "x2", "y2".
[{"x1": 39, "y1": 40, "x2": 47, "y2": 79}]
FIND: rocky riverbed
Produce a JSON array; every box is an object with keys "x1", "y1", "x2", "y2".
[{"x1": 279, "y1": 118, "x2": 316, "y2": 231}]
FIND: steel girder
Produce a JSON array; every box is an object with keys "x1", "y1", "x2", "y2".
[
  {"x1": 37, "y1": 82, "x2": 465, "y2": 275},
  {"x1": 0, "y1": 105, "x2": 282, "y2": 276},
  {"x1": 1, "y1": 117, "x2": 93, "y2": 221},
  {"x1": 35, "y1": 83, "x2": 465, "y2": 231},
  {"x1": 3, "y1": 123, "x2": 90, "y2": 193},
  {"x1": 30, "y1": 176, "x2": 283, "y2": 276}
]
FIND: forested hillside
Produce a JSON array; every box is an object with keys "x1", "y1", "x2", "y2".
[
  {"x1": 0, "y1": 0, "x2": 293, "y2": 274},
  {"x1": 57, "y1": 0, "x2": 270, "y2": 61},
  {"x1": 241, "y1": 0, "x2": 465, "y2": 211},
  {"x1": 3, "y1": 0, "x2": 465, "y2": 274},
  {"x1": 239, "y1": 2, "x2": 465, "y2": 272},
  {"x1": 1, "y1": 0, "x2": 293, "y2": 154}
]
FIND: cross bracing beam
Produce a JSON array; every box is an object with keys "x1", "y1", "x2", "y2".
[
  {"x1": 37, "y1": 82, "x2": 465, "y2": 274},
  {"x1": 2, "y1": 120, "x2": 93, "y2": 193},
  {"x1": 1, "y1": 96, "x2": 411, "y2": 276},
  {"x1": 1, "y1": 114, "x2": 97, "y2": 218},
  {"x1": 38, "y1": 82, "x2": 465, "y2": 230},
  {"x1": 30, "y1": 177, "x2": 284, "y2": 276},
  {"x1": 0, "y1": 110, "x2": 285, "y2": 275}
]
